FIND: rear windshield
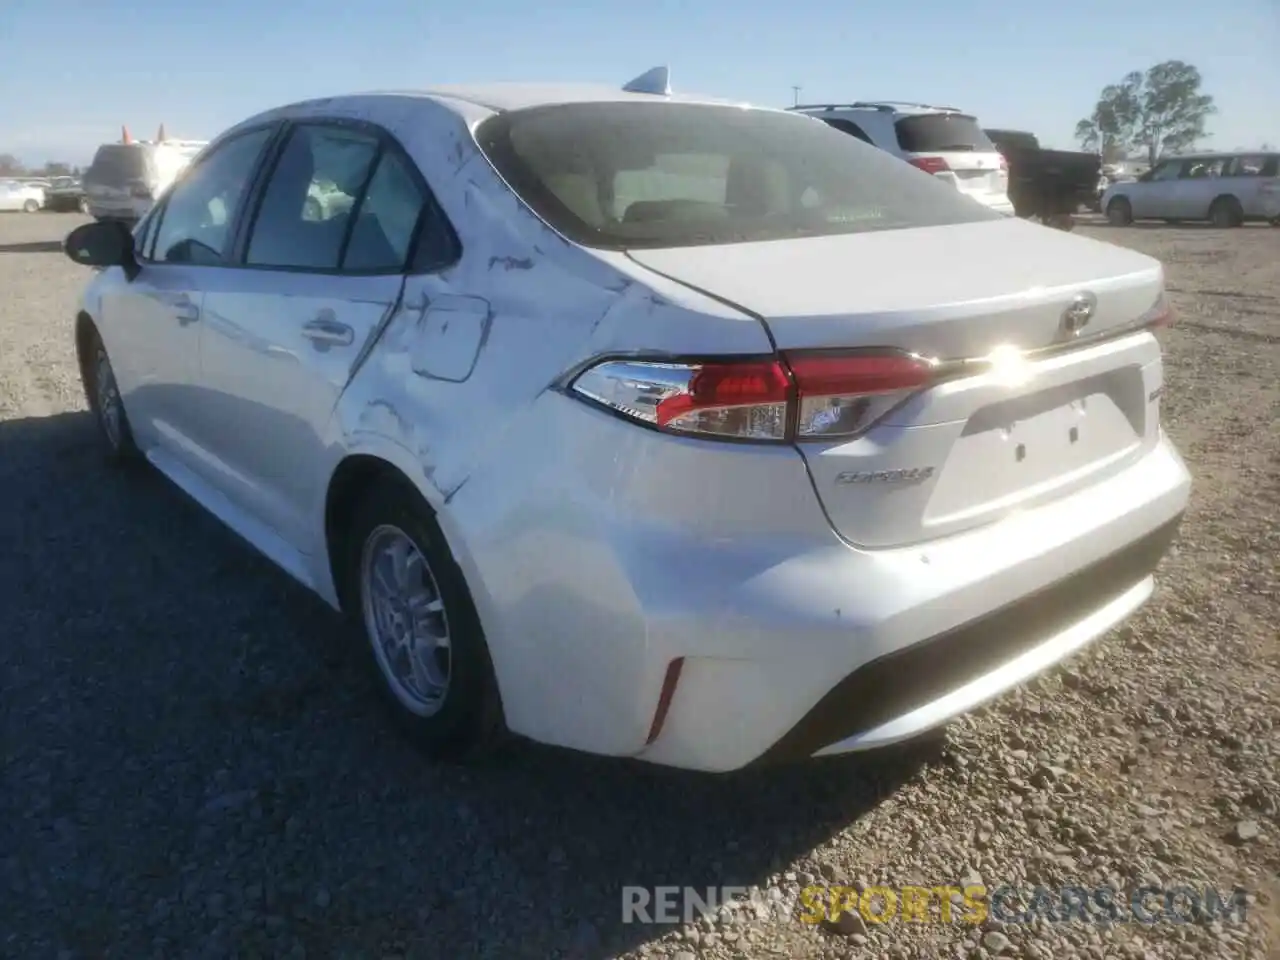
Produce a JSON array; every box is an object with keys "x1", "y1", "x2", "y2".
[
  {"x1": 86, "y1": 145, "x2": 152, "y2": 182},
  {"x1": 895, "y1": 114, "x2": 995, "y2": 153},
  {"x1": 475, "y1": 102, "x2": 1003, "y2": 250}
]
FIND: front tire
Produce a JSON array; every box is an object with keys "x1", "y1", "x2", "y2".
[
  {"x1": 22, "y1": 199, "x2": 39, "y2": 213},
  {"x1": 343, "y1": 478, "x2": 503, "y2": 760},
  {"x1": 1106, "y1": 198, "x2": 1133, "y2": 226},
  {"x1": 81, "y1": 328, "x2": 139, "y2": 464}
]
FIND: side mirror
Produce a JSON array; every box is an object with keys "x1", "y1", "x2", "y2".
[{"x1": 63, "y1": 220, "x2": 140, "y2": 281}]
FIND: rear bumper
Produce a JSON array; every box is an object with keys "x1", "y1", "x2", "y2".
[
  {"x1": 86, "y1": 198, "x2": 147, "y2": 220},
  {"x1": 757, "y1": 513, "x2": 1179, "y2": 762},
  {"x1": 634, "y1": 436, "x2": 1190, "y2": 771}
]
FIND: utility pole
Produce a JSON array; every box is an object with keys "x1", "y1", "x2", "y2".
[{"x1": 791, "y1": 85, "x2": 802, "y2": 107}]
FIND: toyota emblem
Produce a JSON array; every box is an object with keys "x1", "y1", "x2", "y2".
[{"x1": 1060, "y1": 292, "x2": 1096, "y2": 338}]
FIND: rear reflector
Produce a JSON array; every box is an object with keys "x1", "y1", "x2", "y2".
[
  {"x1": 646, "y1": 658, "x2": 685, "y2": 746},
  {"x1": 1146, "y1": 293, "x2": 1175, "y2": 329},
  {"x1": 569, "y1": 351, "x2": 939, "y2": 443},
  {"x1": 908, "y1": 156, "x2": 950, "y2": 175}
]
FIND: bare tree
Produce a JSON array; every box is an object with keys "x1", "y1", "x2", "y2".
[
  {"x1": 0, "y1": 153, "x2": 24, "y2": 176},
  {"x1": 1075, "y1": 61, "x2": 1216, "y2": 165}
]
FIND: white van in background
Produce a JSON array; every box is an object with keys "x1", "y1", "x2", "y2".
[
  {"x1": 789, "y1": 101, "x2": 1014, "y2": 215},
  {"x1": 82, "y1": 134, "x2": 208, "y2": 224}
]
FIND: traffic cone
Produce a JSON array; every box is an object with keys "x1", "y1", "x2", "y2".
[
  {"x1": 121, "y1": 125, "x2": 133, "y2": 144},
  {"x1": 157, "y1": 123, "x2": 167, "y2": 142}
]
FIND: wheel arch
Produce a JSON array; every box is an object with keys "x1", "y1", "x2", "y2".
[
  {"x1": 1209, "y1": 193, "x2": 1243, "y2": 222},
  {"x1": 74, "y1": 311, "x2": 98, "y2": 384},
  {"x1": 324, "y1": 453, "x2": 418, "y2": 613},
  {"x1": 321, "y1": 450, "x2": 509, "y2": 729},
  {"x1": 321, "y1": 450, "x2": 487, "y2": 623}
]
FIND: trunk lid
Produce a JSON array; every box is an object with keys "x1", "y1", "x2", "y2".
[{"x1": 626, "y1": 218, "x2": 1167, "y2": 547}]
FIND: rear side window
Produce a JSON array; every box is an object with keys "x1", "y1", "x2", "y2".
[
  {"x1": 1225, "y1": 155, "x2": 1268, "y2": 177},
  {"x1": 822, "y1": 118, "x2": 873, "y2": 144},
  {"x1": 86, "y1": 145, "x2": 151, "y2": 183},
  {"x1": 475, "y1": 102, "x2": 1003, "y2": 251},
  {"x1": 342, "y1": 150, "x2": 425, "y2": 272},
  {"x1": 894, "y1": 114, "x2": 995, "y2": 153}
]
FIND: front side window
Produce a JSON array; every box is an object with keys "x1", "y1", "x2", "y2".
[
  {"x1": 1150, "y1": 161, "x2": 1183, "y2": 182},
  {"x1": 1184, "y1": 158, "x2": 1227, "y2": 178},
  {"x1": 245, "y1": 125, "x2": 381, "y2": 270},
  {"x1": 475, "y1": 102, "x2": 1004, "y2": 251},
  {"x1": 149, "y1": 128, "x2": 273, "y2": 265}
]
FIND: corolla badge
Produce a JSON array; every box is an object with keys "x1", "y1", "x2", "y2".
[
  {"x1": 1060, "y1": 291, "x2": 1097, "y2": 338},
  {"x1": 836, "y1": 467, "x2": 935, "y2": 485}
]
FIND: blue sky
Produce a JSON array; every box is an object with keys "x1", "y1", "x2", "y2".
[{"x1": 2, "y1": 0, "x2": 1276, "y2": 167}]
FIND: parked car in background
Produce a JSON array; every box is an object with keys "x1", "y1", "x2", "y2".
[
  {"x1": 0, "y1": 179, "x2": 46, "y2": 212},
  {"x1": 83, "y1": 139, "x2": 208, "y2": 224},
  {"x1": 62, "y1": 70, "x2": 1189, "y2": 772},
  {"x1": 1101, "y1": 152, "x2": 1280, "y2": 227},
  {"x1": 44, "y1": 176, "x2": 89, "y2": 213},
  {"x1": 789, "y1": 101, "x2": 1014, "y2": 215},
  {"x1": 983, "y1": 129, "x2": 1101, "y2": 229}
]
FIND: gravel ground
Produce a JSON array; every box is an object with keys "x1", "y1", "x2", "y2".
[{"x1": 1, "y1": 212, "x2": 1276, "y2": 960}]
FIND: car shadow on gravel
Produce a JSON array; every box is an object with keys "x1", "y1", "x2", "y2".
[
  {"x1": 0, "y1": 411, "x2": 931, "y2": 960},
  {"x1": 0, "y1": 239, "x2": 65, "y2": 253}
]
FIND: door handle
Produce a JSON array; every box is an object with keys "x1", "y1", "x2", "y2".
[
  {"x1": 172, "y1": 295, "x2": 200, "y2": 326},
  {"x1": 301, "y1": 317, "x2": 355, "y2": 347}
]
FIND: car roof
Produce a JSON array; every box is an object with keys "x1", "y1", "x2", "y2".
[
  {"x1": 365, "y1": 82, "x2": 752, "y2": 113},
  {"x1": 791, "y1": 102, "x2": 970, "y2": 118}
]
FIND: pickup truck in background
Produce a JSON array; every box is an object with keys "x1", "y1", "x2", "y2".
[
  {"x1": 43, "y1": 176, "x2": 89, "y2": 213},
  {"x1": 984, "y1": 129, "x2": 1103, "y2": 229}
]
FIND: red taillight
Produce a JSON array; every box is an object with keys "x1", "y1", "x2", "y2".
[
  {"x1": 1146, "y1": 294, "x2": 1176, "y2": 329},
  {"x1": 786, "y1": 353, "x2": 935, "y2": 396},
  {"x1": 655, "y1": 360, "x2": 789, "y2": 428},
  {"x1": 569, "y1": 351, "x2": 937, "y2": 442},
  {"x1": 908, "y1": 156, "x2": 950, "y2": 175}
]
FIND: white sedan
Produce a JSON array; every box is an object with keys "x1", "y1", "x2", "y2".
[
  {"x1": 62, "y1": 69, "x2": 1190, "y2": 772},
  {"x1": 0, "y1": 179, "x2": 46, "y2": 212}
]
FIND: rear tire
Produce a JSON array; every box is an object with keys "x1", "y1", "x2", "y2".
[
  {"x1": 1209, "y1": 196, "x2": 1243, "y2": 228},
  {"x1": 80, "y1": 327, "x2": 140, "y2": 465},
  {"x1": 1106, "y1": 197, "x2": 1133, "y2": 226},
  {"x1": 342, "y1": 478, "x2": 504, "y2": 761},
  {"x1": 22, "y1": 199, "x2": 39, "y2": 213}
]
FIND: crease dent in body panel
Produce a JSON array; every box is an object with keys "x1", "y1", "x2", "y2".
[
  {"x1": 356, "y1": 398, "x2": 411, "y2": 440},
  {"x1": 347, "y1": 290, "x2": 407, "y2": 383}
]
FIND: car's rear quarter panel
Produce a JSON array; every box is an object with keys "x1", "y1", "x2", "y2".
[{"x1": 327, "y1": 96, "x2": 793, "y2": 755}]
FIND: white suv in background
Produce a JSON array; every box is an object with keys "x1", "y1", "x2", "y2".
[
  {"x1": 790, "y1": 101, "x2": 1013, "y2": 215},
  {"x1": 83, "y1": 140, "x2": 209, "y2": 224}
]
